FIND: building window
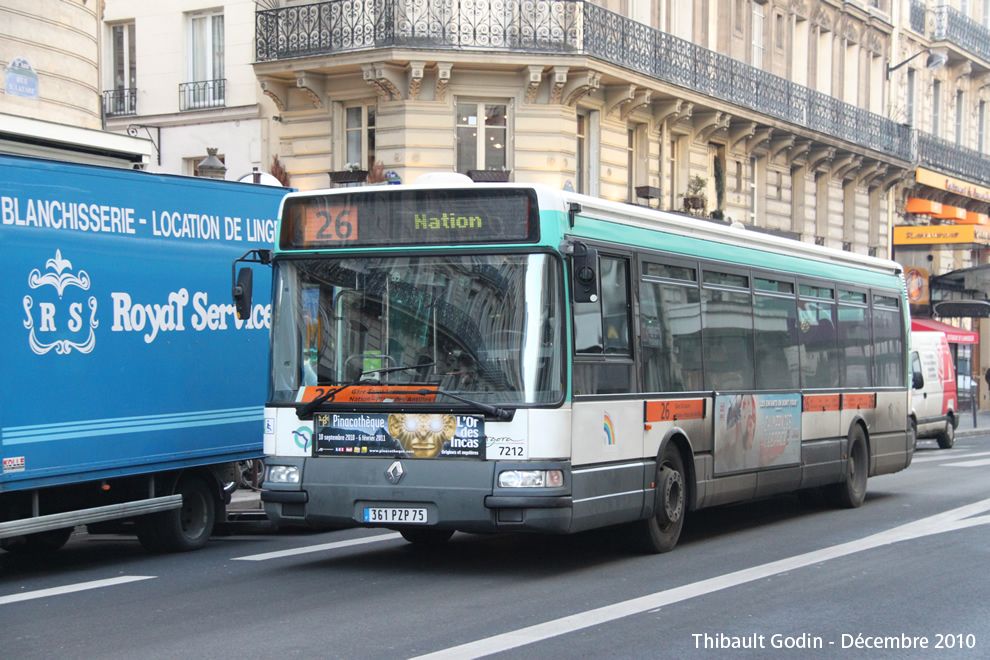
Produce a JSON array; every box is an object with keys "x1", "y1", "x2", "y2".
[
  {"x1": 906, "y1": 69, "x2": 916, "y2": 127},
  {"x1": 186, "y1": 11, "x2": 224, "y2": 109},
  {"x1": 749, "y1": 156, "x2": 758, "y2": 223},
  {"x1": 107, "y1": 23, "x2": 136, "y2": 116},
  {"x1": 667, "y1": 136, "x2": 680, "y2": 210},
  {"x1": 752, "y1": 2, "x2": 764, "y2": 68},
  {"x1": 955, "y1": 91, "x2": 965, "y2": 146},
  {"x1": 576, "y1": 113, "x2": 587, "y2": 194},
  {"x1": 456, "y1": 100, "x2": 508, "y2": 173},
  {"x1": 627, "y1": 128, "x2": 636, "y2": 202},
  {"x1": 817, "y1": 29, "x2": 833, "y2": 95},
  {"x1": 933, "y1": 80, "x2": 942, "y2": 137},
  {"x1": 346, "y1": 104, "x2": 376, "y2": 170},
  {"x1": 979, "y1": 101, "x2": 987, "y2": 153},
  {"x1": 774, "y1": 12, "x2": 785, "y2": 52}
]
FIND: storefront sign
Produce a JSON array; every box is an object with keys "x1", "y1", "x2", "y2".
[
  {"x1": 916, "y1": 168, "x2": 990, "y2": 204},
  {"x1": 893, "y1": 225, "x2": 990, "y2": 246}
]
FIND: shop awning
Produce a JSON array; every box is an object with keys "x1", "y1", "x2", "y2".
[
  {"x1": 906, "y1": 197, "x2": 942, "y2": 215},
  {"x1": 961, "y1": 211, "x2": 990, "y2": 225},
  {"x1": 933, "y1": 204, "x2": 968, "y2": 221},
  {"x1": 911, "y1": 318, "x2": 979, "y2": 343}
]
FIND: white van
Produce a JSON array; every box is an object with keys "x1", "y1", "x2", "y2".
[{"x1": 910, "y1": 331, "x2": 958, "y2": 449}]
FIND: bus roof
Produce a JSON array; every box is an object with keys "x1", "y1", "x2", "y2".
[{"x1": 278, "y1": 180, "x2": 903, "y2": 282}]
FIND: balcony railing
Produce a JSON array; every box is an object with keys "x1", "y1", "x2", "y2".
[
  {"x1": 103, "y1": 88, "x2": 137, "y2": 117},
  {"x1": 932, "y1": 4, "x2": 990, "y2": 64},
  {"x1": 179, "y1": 79, "x2": 226, "y2": 111},
  {"x1": 918, "y1": 131, "x2": 990, "y2": 186},
  {"x1": 256, "y1": 0, "x2": 911, "y2": 161}
]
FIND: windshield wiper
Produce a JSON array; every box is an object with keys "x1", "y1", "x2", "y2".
[
  {"x1": 295, "y1": 362, "x2": 436, "y2": 420},
  {"x1": 411, "y1": 388, "x2": 513, "y2": 421}
]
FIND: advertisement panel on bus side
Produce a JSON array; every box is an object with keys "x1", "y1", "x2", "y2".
[{"x1": 714, "y1": 394, "x2": 802, "y2": 474}]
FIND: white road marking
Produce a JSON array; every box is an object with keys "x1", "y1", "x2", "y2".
[
  {"x1": 910, "y1": 448, "x2": 977, "y2": 463},
  {"x1": 0, "y1": 576, "x2": 155, "y2": 606},
  {"x1": 232, "y1": 532, "x2": 402, "y2": 561},
  {"x1": 411, "y1": 498, "x2": 990, "y2": 660},
  {"x1": 942, "y1": 457, "x2": 990, "y2": 467}
]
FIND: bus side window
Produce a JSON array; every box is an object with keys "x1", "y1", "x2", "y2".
[{"x1": 573, "y1": 255, "x2": 634, "y2": 395}]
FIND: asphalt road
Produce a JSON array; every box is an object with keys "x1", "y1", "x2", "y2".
[{"x1": 2, "y1": 436, "x2": 988, "y2": 660}]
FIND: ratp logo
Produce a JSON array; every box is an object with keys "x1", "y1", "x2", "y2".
[{"x1": 22, "y1": 250, "x2": 99, "y2": 355}]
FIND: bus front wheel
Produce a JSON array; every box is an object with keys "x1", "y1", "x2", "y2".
[{"x1": 631, "y1": 443, "x2": 686, "y2": 554}]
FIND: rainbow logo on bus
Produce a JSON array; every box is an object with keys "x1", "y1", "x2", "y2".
[{"x1": 603, "y1": 412, "x2": 615, "y2": 446}]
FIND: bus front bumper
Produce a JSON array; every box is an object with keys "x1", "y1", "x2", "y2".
[{"x1": 261, "y1": 457, "x2": 573, "y2": 534}]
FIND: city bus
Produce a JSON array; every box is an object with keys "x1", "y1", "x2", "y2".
[{"x1": 240, "y1": 173, "x2": 913, "y2": 553}]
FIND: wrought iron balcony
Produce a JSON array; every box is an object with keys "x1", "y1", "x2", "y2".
[
  {"x1": 931, "y1": 3, "x2": 990, "y2": 64},
  {"x1": 917, "y1": 131, "x2": 990, "y2": 187},
  {"x1": 256, "y1": 0, "x2": 912, "y2": 161},
  {"x1": 179, "y1": 79, "x2": 226, "y2": 111},
  {"x1": 103, "y1": 88, "x2": 137, "y2": 117}
]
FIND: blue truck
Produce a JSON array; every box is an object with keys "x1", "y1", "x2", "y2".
[{"x1": 0, "y1": 154, "x2": 287, "y2": 553}]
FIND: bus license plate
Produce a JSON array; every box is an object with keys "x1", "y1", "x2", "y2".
[{"x1": 363, "y1": 507, "x2": 427, "y2": 524}]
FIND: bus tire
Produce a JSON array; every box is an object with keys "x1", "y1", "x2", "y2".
[
  {"x1": 827, "y1": 426, "x2": 868, "y2": 509},
  {"x1": 400, "y1": 528, "x2": 454, "y2": 546},
  {"x1": 0, "y1": 527, "x2": 73, "y2": 555},
  {"x1": 936, "y1": 416, "x2": 955, "y2": 449},
  {"x1": 631, "y1": 443, "x2": 686, "y2": 554},
  {"x1": 136, "y1": 474, "x2": 216, "y2": 553}
]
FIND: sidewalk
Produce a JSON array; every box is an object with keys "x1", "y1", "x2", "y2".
[{"x1": 954, "y1": 407, "x2": 990, "y2": 438}]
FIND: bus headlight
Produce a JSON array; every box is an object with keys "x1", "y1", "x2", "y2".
[
  {"x1": 498, "y1": 469, "x2": 563, "y2": 488},
  {"x1": 267, "y1": 465, "x2": 300, "y2": 484}
]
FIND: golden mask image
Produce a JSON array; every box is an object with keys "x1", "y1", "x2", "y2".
[{"x1": 388, "y1": 414, "x2": 456, "y2": 458}]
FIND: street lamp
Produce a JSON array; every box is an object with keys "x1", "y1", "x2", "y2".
[{"x1": 886, "y1": 49, "x2": 948, "y2": 79}]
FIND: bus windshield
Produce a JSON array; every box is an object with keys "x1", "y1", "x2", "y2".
[{"x1": 270, "y1": 252, "x2": 564, "y2": 406}]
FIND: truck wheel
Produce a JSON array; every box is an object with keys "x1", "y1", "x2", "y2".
[
  {"x1": 137, "y1": 475, "x2": 216, "y2": 553},
  {"x1": 827, "y1": 426, "x2": 868, "y2": 508},
  {"x1": 629, "y1": 443, "x2": 686, "y2": 554},
  {"x1": 936, "y1": 416, "x2": 955, "y2": 449},
  {"x1": 0, "y1": 527, "x2": 73, "y2": 555},
  {"x1": 399, "y1": 528, "x2": 454, "y2": 546}
]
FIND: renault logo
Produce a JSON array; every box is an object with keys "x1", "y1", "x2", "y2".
[{"x1": 385, "y1": 461, "x2": 404, "y2": 484}]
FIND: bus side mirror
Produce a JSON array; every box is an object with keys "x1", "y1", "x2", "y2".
[
  {"x1": 233, "y1": 267, "x2": 253, "y2": 320},
  {"x1": 572, "y1": 245, "x2": 599, "y2": 303}
]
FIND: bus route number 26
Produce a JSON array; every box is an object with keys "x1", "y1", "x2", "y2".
[{"x1": 313, "y1": 206, "x2": 358, "y2": 242}]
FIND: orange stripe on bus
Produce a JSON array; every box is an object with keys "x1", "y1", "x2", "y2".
[
  {"x1": 803, "y1": 394, "x2": 840, "y2": 412},
  {"x1": 645, "y1": 399, "x2": 706, "y2": 423},
  {"x1": 842, "y1": 393, "x2": 876, "y2": 410}
]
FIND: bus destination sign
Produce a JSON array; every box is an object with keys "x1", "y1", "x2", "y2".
[{"x1": 282, "y1": 188, "x2": 539, "y2": 249}]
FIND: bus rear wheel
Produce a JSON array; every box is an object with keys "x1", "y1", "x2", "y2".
[
  {"x1": 827, "y1": 426, "x2": 868, "y2": 508},
  {"x1": 631, "y1": 444, "x2": 686, "y2": 554}
]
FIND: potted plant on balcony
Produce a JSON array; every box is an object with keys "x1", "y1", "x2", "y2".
[
  {"x1": 710, "y1": 157, "x2": 725, "y2": 220},
  {"x1": 328, "y1": 162, "x2": 368, "y2": 185},
  {"x1": 467, "y1": 167, "x2": 511, "y2": 182},
  {"x1": 681, "y1": 175, "x2": 708, "y2": 215}
]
